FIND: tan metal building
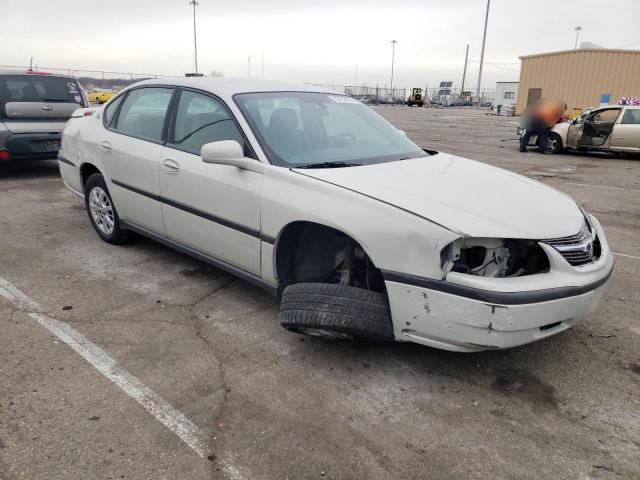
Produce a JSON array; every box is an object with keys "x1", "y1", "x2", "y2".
[{"x1": 516, "y1": 48, "x2": 640, "y2": 115}]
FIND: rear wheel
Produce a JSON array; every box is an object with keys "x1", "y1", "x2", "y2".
[
  {"x1": 84, "y1": 173, "x2": 128, "y2": 244},
  {"x1": 279, "y1": 283, "x2": 394, "y2": 342}
]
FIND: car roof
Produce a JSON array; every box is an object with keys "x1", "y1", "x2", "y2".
[
  {"x1": 0, "y1": 68, "x2": 76, "y2": 79},
  {"x1": 130, "y1": 77, "x2": 337, "y2": 98}
]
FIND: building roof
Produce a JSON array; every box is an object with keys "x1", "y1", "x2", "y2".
[{"x1": 520, "y1": 48, "x2": 640, "y2": 60}]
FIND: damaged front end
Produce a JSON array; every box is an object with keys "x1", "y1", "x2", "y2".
[{"x1": 441, "y1": 237, "x2": 550, "y2": 279}]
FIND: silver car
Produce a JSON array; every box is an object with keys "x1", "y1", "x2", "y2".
[{"x1": 0, "y1": 69, "x2": 88, "y2": 161}]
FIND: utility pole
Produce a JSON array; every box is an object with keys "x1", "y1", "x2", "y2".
[
  {"x1": 248, "y1": 54, "x2": 251, "y2": 79},
  {"x1": 355, "y1": 64, "x2": 358, "y2": 86},
  {"x1": 390, "y1": 40, "x2": 397, "y2": 98},
  {"x1": 261, "y1": 50, "x2": 264, "y2": 80},
  {"x1": 574, "y1": 26, "x2": 582, "y2": 49},
  {"x1": 476, "y1": 0, "x2": 490, "y2": 101},
  {"x1": 189, "y1": 0, "x2": 199, "y2": 74},
  {"x1": 461, "y1": 44, "x2": 469, "y2": 96}
]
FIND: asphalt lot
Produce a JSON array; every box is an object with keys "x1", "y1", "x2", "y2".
[{"x1": 1, "y1": 107, "x2": 639, "y2": 480}]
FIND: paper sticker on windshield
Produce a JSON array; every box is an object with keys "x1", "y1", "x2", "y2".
[
  {"x1": 329, "y1": 96, "x2": 360, "y2": 104},
  {"x1": 67, "y1": 82, "x2": 78, "y2": 94}
]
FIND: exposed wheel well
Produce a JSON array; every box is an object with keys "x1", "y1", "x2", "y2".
[
  {"x1": 79, "y1": 163, "x2": 101, "y2": 192},
  {"x1": 275, "y1": 221, "x2": 386, "y2": 295}
]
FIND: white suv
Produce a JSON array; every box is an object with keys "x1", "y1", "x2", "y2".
[{"x1": 58, "y1": 78, "x2": 614, "y2": 352}]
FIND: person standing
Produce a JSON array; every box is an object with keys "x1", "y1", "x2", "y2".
[{"x1": 520, "y1": 99, "x2": 567, "y2": 153}]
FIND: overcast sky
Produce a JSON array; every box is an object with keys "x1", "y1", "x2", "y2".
[{"x1": 2, "y1": 0, "x2": 639, "y2": 89}]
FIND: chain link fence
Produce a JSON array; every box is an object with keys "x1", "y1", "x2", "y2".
[
  {"x1": 306, "y1": 83, "x2": 495, "y2": 106},
  {"x1": 0, "y1": 65, "x2": 181, "y2": 91},
  {"x1": 2, "y1": 65, "x2": 497, "y2": 106}
]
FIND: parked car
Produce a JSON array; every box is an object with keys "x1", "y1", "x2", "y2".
[
  {"x1": 0, "y1": 69, "x2": 88, "y2": 161},
  {"x1": 518, "y1": 105, "x2": 640, "y2": 155},
  {"x1": 58, "y1": 78, "x2": 613, "y2": 352},
  {"x1": 87, "y1": 88, "x2": 116, "y2": 104}
]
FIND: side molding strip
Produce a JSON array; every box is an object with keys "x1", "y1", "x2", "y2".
[
  {"x1": 381, "y1": 266, "x2": 613, "y2": 305},
  {"x1": 111, "y1": 179, "x2": 276, "y2": 242},
  {"x1": 57, "y1": 155, "x2": 76, "y2": 167}
]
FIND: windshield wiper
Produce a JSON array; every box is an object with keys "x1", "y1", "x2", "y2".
[{"x1": 294, "y1": 161, "x2": 362, "y2": 169}]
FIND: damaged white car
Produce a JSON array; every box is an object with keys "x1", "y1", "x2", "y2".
[{"x1": 57, "y1": 78, "x2": 614, "y2": 352}]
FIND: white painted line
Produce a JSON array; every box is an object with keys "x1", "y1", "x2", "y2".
[
  {"x1": 567, "y1": 182, "x2": 625, "y2": 190},
  {"x1": 614, "y1": 252, "x2": 640, "y2": 260},
  {"x1": 0, "y1": 276, "x2": 209, "y2": 458}
]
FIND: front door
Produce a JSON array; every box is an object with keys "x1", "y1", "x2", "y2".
[
  {"x1": 580, "y1": 108, "x2": 621, "y2": 148},
  {"x1": 160, "y1": 88, "x2": 262, "y2": 276},
  {"x1": 100, "y1": 86, "x2": 174, "y2": 234}
]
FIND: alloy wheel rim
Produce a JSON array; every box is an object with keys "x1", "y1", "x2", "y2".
[{"x1": 88, "y1": 186, "x2": 115, "y2": 235}]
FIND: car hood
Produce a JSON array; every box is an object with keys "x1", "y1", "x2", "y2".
[{"x1": 293, "y1": 153, "x2": 584, "y2": 239}]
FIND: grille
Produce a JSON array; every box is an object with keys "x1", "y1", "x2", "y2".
[{"x1": 541, "y1": 223, "x2": 596, "y2": 266}]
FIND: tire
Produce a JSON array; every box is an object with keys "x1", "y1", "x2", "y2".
[
  {"x1": 548, "y1": 132, "x2": 563, "y2": 154},
  {"x1": 279, "y1": 283, "x2": 394, "y2": 341},
  {"x1": 84, "y1": 173, "x2": 128, "y2": 244}
]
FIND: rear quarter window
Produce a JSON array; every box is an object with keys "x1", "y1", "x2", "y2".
[{"x1": 104, "y1": 94, "x2": 125, "y2": 127}]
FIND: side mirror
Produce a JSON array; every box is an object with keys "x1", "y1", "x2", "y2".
[{"x1": 201, "y1": 140, "x2": 263, "y2": 173}]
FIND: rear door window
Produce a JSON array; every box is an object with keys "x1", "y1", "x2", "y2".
[
  {"x1": 113, "y1": 87, "x2": 173, "y2": 143},
  {"x1": 621, "y1": 109, "x2": 640, "y2": 124}
]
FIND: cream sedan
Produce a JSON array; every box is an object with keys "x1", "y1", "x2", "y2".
[
  {"x1": 58, "y1": 78, "x2": 614, "y2": 352},
  {"x1": 519, "y1": 105, "x2": 640, "y2": 155}
]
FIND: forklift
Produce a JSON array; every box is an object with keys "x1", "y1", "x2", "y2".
[{"x1": 407, "y1": 88, "x2": 425, "y2": 107}]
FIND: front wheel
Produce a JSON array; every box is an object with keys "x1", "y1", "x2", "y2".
[
  {"x1": 547, "y1": 132, "x2": 563, "y2": 154},
  {"x1": 279, "y1": 283, "x2": 394, "y2": 341},
  {"x1": 84, "y1": 173, "x2": 128, "y2": 244}
]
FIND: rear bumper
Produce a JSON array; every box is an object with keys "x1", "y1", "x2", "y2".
[{"x1": 1, "y1": 132, "x2": 61, "y2": 160}]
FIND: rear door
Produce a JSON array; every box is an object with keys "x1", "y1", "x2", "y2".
[
  {"x1": 99, "y1": 86, "x2": 175, "y2": 235},
  {"x1": 610, "y1": 108, "x2": 640, "y2": 151}
]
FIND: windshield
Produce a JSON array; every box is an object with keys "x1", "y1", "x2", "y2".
[
  {"x1": 0, "y1": 75, "x2": 84, "y2": 105},
  {"x1": 234, "y1": 92, "x2": 428, "y2": 167}
]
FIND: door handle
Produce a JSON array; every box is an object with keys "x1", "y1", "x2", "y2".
[
  {"x1": 162, "y1": 158, "x2": 180, "y2": 174},
  {"x1": 99, "y1": 140, "x2": 112, "y2": 152}
]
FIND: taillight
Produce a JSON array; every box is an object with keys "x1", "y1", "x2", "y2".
[
  {"x1": 0, "y1": 149, "x2": 10, "y2": 160},
  {"x1": 84, "y1": 111, "x2": 93, "y2": 116}
]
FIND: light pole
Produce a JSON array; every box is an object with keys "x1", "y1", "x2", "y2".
[
  {"x1": 574, "y1": 26, "x2": 582, "y2": 49},
  {"x1": 390, "y1": 40, "x2": 397, "y2": 98},
  {"x1": 461, "y1": 44, "x2": 469, "y2": 96},
  {"x1": 248, "y1": 54, "x2": 251, "y2": 79},
  {"x1": 476, "y1": 0, "x2": 490, "y2": 101},
  {"x1": 189, "y1": 0, "x2": 199, "y2": 74}
]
